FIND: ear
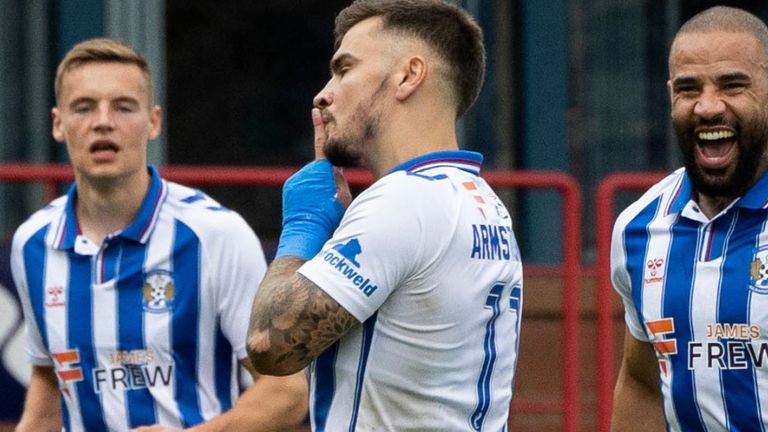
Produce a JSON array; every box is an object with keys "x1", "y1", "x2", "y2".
[
  {"x1": 395, "y1": 55, "x2": 427, "y2": 102},
  {"x1": 667, "y1": 79, "x2": 672, "y2": 98},
  {"x1": 51, "y1": 107, "x2": 65, "y2": 143},
  {"x1": 148, "y1": 105, "x2": 162, "y2": 140},
  {"x1": 667, "y1": 79, "x2": 674, "y2": 113}
]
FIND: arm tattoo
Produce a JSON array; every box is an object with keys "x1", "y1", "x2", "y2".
[{"x1": 248, "y1": 257, "x2": 359, "y2": 375}]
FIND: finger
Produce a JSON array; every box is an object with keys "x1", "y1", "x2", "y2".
[
  {"x1": 312, "y1": 108, "x2": 327, "y2": 160},
  {"x1": 333, "y1": 167, "x2": 353, "y2": 208}
]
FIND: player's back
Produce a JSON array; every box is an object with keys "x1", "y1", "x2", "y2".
[{"x1": 300, "y1": 151, "x2": 522, "y2": 431}]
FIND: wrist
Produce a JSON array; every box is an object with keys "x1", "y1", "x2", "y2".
[
  {"x1": 275, "y1": 160, "x2": 346, "y2": 260},
  {"x1": 275, "y1": 218, "x2": 334, "y2": 260}
]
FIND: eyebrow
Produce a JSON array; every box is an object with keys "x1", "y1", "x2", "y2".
[
  {"x1": 67, "y1": 96, "x2": 141, "y2": 109},
  {"x1": 716, "y1": 71, "x2": 751, "y2": 83},
  {"x1": 330, "y1": 53, "x2": 358, "y2": 75},
  {"x1": 671, "y1": 71, "x2": 752, "y2": 88},
  {"x1": 112, "y1": 96, "x2": 140, "y2": 106},
  {"x1": 670, "y1": 75, "x2": 700, "y2": 88}
]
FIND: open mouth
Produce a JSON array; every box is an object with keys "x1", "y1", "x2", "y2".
[
  {"x1": 695, "y1": 128, "x2": 737, "y2": 170},
  {"x1": 90, "y1": 140, "x2": 119, "y2": 154}
]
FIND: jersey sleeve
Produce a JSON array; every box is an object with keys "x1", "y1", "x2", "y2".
[
  {"x1": 10, "y1": 227, "x2": 54, "y2": 366},
  {"x1": 610, "y1": 216, "x2": 649, "y2": 342},
  {"x1": 298, "y1": 175, "x2": 449, "y2": 322},
  {"x1": 210, "y1": 214, "x2": 267, "y2": 361}
]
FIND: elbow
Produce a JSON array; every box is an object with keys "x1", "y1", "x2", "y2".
[
  {"x1": 248, "y1": 353, "x2": 306, "y2": 376},
  {"x1": 246, "y1": 334, "x2": 306, "y2": 376},
  {"x1": 247, "y1": 352, "x2": 283, "y2": 376}
]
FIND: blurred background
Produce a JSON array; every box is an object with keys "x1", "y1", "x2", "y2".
[{"x1": 1, "y1": 0, "x2": 767, "y2": 430}]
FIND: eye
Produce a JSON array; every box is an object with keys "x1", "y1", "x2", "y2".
[
  {"x1": 674, "y1": 87, "x2": 698, "y2": 97},
  {"x1": 72, "y1": 104, "x2": 92, "y2": 114},
  {"x1": 116, "y1": 103, "x2": 137, "y2": 113},
  {"x1": 722, "y1": 82, "x2": 747, "y2": 92}
]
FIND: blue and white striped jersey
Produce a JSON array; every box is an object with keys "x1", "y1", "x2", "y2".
[
  {"x1": 11, "y1": 167, "x2": 267, "y2": 431},
  {"x1": 299, "y1": 151, "x2": 523, "y2": 431},
  {"x1": 612, "y1": 167, "x2": 768, "y2": 431}
]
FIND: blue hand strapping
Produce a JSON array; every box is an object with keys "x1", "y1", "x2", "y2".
[{"x1": 275, "y1": 160, "x2": 346, "y2": 260}]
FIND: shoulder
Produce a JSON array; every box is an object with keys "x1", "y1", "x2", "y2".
[
  {"x1": 613, "y1": 168, "x2": 684, "y2": 236},
  {"x1": 161, "y1": 181, "x2": 258, "y2": 241},
  {"x1": 339, "y1": 169, "x2": 470, "y2": 247},
  {"x1": 357, "y1": 169, "x2": 462, "y2": 213},
  {"x1": 12, "y1": 195, "x2": 67, "y2": 251}
]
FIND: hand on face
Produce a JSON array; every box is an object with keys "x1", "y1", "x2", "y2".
[{"x1": 313, "y1": 108, "x2": 352, "y2": 208}]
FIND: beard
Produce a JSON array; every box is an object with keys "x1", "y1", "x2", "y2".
[
  {"x1": 674, "y1": 112, "x2": 768, "y2": 198},
  {"x1": 322, "y1": 77, "x2": 389, "y2": 168},
  {"x1": 324, "y1": 112, "x2": 379, "y2": 168}
]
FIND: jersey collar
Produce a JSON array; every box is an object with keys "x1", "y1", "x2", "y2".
[
  {"x1": 387, "y1": 150, "x2": 484, "y2": 176},
  {"x1": 54, "y1": 166, "x2": 167, "y2": 250},
  {"x1": 668, "y1": 169, "x2": 768, "y2": 215}
]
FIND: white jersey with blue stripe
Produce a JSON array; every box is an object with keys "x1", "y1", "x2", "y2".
[
  {"x1": 298, "y1": 151, "x2": 523, "y2": 431},
  {"x1": 11, "y1": 167, "x2": 267, "y2": 431},
  {"x1": 612, "y1": 167, "x2": 768, "y2": 431}
]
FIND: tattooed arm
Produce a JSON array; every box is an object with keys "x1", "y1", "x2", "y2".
[{"x1": 247, "y1": 256, "x2": 359, "y2": 376}]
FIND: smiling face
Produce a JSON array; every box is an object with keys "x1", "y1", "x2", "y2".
[
  {"x1": 669, "y1": 30, "x2": 768, "y2": 198},
  {"x1": 313, "y1": 17, "x2": 397, "y2": 168},
  {"x1": 52, "y1": 61, "x2": 161, "y2": 185}
]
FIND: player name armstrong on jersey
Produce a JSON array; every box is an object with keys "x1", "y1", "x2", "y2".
[
  {"x1": 470, "y1": 223, "x2": 515, "y2": 261},
  {"x1": 299, "y1": 151, "x2": 523, "y2": 431},
  {"x1": 612, "y1": 167, "x2": 768, "y2": 431}
]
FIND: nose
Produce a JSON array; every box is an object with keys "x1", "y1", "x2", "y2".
[
  {"x1": 693, "y1": 87, "x2": 726, "y2": 120},
  {"x1": 94, "y1": 103, "x2": 114, "y2": 132},
  {"x1": 313, "y1": 83, "x2": 333, "y2": 109}
]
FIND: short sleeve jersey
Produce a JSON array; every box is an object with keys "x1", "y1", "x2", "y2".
[
  {"x1": 299, "y1": 151, "x2": 523, "y2": 431},
  {"x1": 612, "y1": 168, "x2": 768, "y2": 430},
  {"x1": 11, "y1": 167, "x2": 267, "y2": 431}
]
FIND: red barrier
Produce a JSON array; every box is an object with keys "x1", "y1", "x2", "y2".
[
  {"x1": 594, "y1": 172, "x2": 667, "y2": 432},
  {"x1": 0, "y1": 164, "x2": 581, "y2": 432}
]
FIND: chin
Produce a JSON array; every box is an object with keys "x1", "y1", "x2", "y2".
[{"x1": 324, "y1": 142, "x2": 362, "y2": 168}]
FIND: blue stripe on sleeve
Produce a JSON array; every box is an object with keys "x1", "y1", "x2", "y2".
[
  {"x1": 719, "y1": 210, "x2": 762, "y2": 430},
  {"x1": 665, "y1": 217, "x2": 706, "y2": 431},
  {"x1": 24, "y1": 226, "x2": 50, "y2": 348},
  {"x1": 623, "y1": 197, "x2": 661, "y2": 338},
  {"x1": 68, "y1": 254, "x2": 108, "y2": 431},
  {"x1": 61, "y1": 399, "x2": 71, "y2": 431},
  {"x1": 348, "y1": 312, "x2": 378, "y2": 432},
  {"x1": 117, "y1": 240, "x2": 156, "y2": 427},
  {"x1": 213, "y1": 321, "x2": 234, "y2": 412},
  {"x1": 171, "y1": 221, "x2": 204, "y2": 426},
  {"x1": 313, "y1": 342, "x2": 339, "y2": 432}
]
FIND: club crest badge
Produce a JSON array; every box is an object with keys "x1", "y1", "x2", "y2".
[
  {"x1": 749, "y1": 246, "x2": 768, "y2": 294},
  {"x1": 142, "y1": 270, "x2": 176, "y2": 313}
]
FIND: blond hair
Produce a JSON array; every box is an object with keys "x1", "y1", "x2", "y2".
[{"x1": 55, "y1": 38, "x2": 154, "y2": 105}]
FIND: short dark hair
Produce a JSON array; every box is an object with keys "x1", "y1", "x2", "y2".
[
  {"x1": 674, "y1": 6, "x2": 768, "y2": 57},
  {"x1": 334, "y1": 0, "x2": 486, "y2": 119},
  {"x1": 55, "y1": 38, "x2": 154, "y2": 105}
]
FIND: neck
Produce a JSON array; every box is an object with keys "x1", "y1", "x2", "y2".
[
  {"x1": 75, "y1": 171, "x2": 151, "y2": 245},
  {"x1": 697, "y1": 194, "x2": 735, "y2": 219},
  {"x1": 367, "y1": 108, "x2": 459, "y2": 179},
  {"x1": 697, "y1": 157, "x2": 768, "y2": 219}
]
